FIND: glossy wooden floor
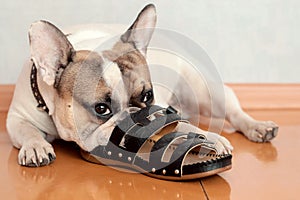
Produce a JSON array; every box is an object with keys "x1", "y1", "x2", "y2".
[{"x1": 1, "y1": 85, "x2": 300, "y2": 199}]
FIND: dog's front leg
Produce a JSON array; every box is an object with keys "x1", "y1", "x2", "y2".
[
  {"x1": 223, "y1": 86, "x2": 278, "y2": 142},
  {"x1": 6, "y1": 114, "x2": 56, "y2": 167}
]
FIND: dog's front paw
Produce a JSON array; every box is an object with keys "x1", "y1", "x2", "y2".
[
  {"x1": 213, "y1": 135, "x2": 233, "y2": 155},
  {"x1": 205, "y1": 132, "x2": 233, "y2": 155},
  {"x1": 18, "y1": 141, "x2": 56, "y2": 167},
  {"x1": 244, "y1": 121, "x2": 279, "y2": 142}
]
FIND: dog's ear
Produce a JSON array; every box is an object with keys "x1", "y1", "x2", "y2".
[
  {"x1": 121, "y1": 4, "x2": 156, "y2": 56},
  {"x1": 29, "y1": 20, "x2": 74, "y2": 86}
]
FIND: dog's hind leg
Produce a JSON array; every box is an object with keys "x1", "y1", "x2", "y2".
[{"x1": 222, "y1": 85, "x2": 278, "y2": 142}]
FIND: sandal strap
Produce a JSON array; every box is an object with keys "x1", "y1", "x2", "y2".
[
  {"x1": 149, "y1": 132, "x2": 214, "y2": 177},
  {"x1": 149, "y1": 132, "x2": 208, "y2": 164},
  {"x1": 130, "y1": 105, "x2": 166, "y2": 125},
  {"x1": 109, "y1": 105, "x2": 165, "y2": 146},
  {"x1": 124, "y1": 113, "x2": 183, "y2": 152},
  {"x1": 168, "y1": 136, "x2": 213, "y2": 177},
  {"x1": 169, "y1": 135, "x2": 208, "y2": 164},
  {"x1": 149, "y1": 132, "x2": 187, "y2": 168}
]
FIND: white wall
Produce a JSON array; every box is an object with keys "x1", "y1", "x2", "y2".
[{"x1": 1, "y1": 0, "x2": 299, "y2": 83}]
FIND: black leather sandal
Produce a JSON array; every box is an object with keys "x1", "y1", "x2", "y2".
[{"x1": 81, "y1": 105, "x2": 232, "y2": 181}]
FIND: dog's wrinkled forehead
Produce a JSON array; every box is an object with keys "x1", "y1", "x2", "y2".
[
  {"x1": 58, "y1": 50, "x2": 126, "y2": 105},
  {"x1": 103, "y1": 41, "x2": 152, "y2": 93},
  {"x1": 101, "y1": 42, "x2": 153, "y2": 107},
  {"x1": 103, "y1": 42, "x2": 149, "y2": 76}
]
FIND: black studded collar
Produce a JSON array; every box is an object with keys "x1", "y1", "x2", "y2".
[{"x1": 30, "y1": 63, "x2": 49, "y2": 114}]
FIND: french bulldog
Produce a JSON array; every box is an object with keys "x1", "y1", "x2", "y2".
[{"x1": 6, "y1": 4, "x2": 277, "y2": 167}]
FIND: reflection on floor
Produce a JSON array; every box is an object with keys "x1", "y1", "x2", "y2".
[{"x1": 1, "y1": 109, "x2": 299, "y2": 200}]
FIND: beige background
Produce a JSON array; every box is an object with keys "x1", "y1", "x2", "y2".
[{"x1": 0, "y1": 0, "x2": 299, "y2": 83}]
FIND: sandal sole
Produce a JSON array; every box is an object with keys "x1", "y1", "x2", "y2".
[{"x1": 80, "y1": 150, "x2": 232, "y2": 181}]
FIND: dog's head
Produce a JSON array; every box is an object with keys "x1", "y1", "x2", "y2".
[{"x1": 28, "y1": 4, "x2": 156, "y2": 151}]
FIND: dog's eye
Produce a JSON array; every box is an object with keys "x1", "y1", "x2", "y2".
[
  {"x1": 94, "y1": 103, "x2": 111, "y2": 116},
  {"x1": 141, "y1": 90, "x2": 153, "y2": 104}
]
